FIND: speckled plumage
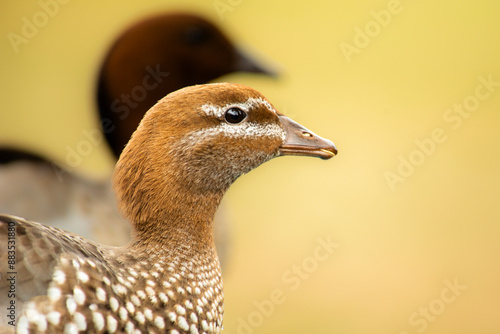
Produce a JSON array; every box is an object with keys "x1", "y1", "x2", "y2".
[
  {"x1": 0, "y1": 216, "x2": 222, "y2": 334},
  {"x1": 0, "y1": 83, "x2": 336, "y2": 333}
]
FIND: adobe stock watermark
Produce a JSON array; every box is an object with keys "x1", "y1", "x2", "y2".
[
  {"x1": 398, "y1": 277, "x2": 467, "y2": 334},
  {"x1": 7, "y1": 0, "x2": 72, "y2": 54},
  {"x1": 213, "y1": 0, "x2": 244, "y2": 20},
  {"x1": 340, "y1": 0, "x2": 417, "y2": 63},
  {"x1": 228, "y1": 236, "x2": 340, "y2": 334},
  {"x1": 52, "y1": 65, "x2": 169, "y2": 181},
  {"x1": 385, "y1": 74, "x2": 499, "y2": 192}
]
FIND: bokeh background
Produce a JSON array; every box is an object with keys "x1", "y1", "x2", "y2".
[{"x1": 1, "y1": 1, "x2": 499, "y2": 333}]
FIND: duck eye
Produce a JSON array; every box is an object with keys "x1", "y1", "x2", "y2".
[
  {"x1": 184, "y1": 26, "x2": 211, "y2": 46},
  {"x1": 224, "y1": 108, "x2": 247, "y2": 124}
]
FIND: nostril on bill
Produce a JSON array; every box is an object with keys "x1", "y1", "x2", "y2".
[{"x1": 302, "y1": 131, "x2": 313, "y2": 138}]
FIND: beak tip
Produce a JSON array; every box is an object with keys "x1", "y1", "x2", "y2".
[
  {"x1": 331, "y1": 142, "x2": 338, "y2": 156},
  {"x1": 319, "y1": 146, "x2": 337, "y2": 160}
]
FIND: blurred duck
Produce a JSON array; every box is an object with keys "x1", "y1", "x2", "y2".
[
  {"x1": 98, "y1": 13, "x2": 277, "y2": 157},
  {"x1": 0, "y1": 13, "x2": 278, "y2": 254}
]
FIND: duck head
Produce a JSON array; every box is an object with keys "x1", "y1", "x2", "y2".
[{"x1": 113, "y1": 83, "x2": 336, "y2": 243}]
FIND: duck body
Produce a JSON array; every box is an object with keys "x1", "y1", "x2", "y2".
[
  {"x1": 0, "y1": 214, "x2": 223, "y2": 334},
  {"x1": 0, "y1": 153, "x2": 129, "y2": 244},
  {"x1": 0, "y1": 83, "x2": 336, "y2": 333}
]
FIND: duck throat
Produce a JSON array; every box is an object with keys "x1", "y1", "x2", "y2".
[
  {"x1": 134, "y1": 187, "x2": 223, "y2": 249},
  {"x1": 113, "y1": 144, "x2": 228, "y2": 250}
]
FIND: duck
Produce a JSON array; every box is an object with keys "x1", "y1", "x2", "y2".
[
  {"x1": 0, "y1": 13, "x2": 277, "y2": 248},
  {"x1": 0, "y1": 83, "x2": 337, "y2": 333}
]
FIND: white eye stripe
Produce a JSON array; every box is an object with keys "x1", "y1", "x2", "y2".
[
  {"x1": 201, "y1": 97, "x2": 277, "y2": 118},
  {"x1": 180, "y1": 122, "x2": 285, "y2": 147}
]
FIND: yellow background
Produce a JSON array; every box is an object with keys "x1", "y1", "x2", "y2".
[{"x1": 1, "y1": 0, "x2": 499, "y2": 333}]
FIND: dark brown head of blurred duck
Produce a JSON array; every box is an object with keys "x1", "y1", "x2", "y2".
[{"x1": 97, "y1": 13, "x2": 278, "y2": 158}]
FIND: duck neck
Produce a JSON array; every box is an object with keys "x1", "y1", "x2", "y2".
[
  {"x1": 132, "y1": 187, "x2": 224, "y2": 252},
  {"x1": 114, "y1": 152, "x2": 227, "y2": 256}
]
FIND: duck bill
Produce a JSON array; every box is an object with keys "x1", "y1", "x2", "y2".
[
  {"x1": 278, "y1": 116, "x2": 337, "y2": 160},
  {"x1": 233, "y1": 47, "x2": 280, "y2": 78}
]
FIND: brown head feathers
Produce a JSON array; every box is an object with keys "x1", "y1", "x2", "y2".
[{"x1": 113, "y1": 83, "x2": 286, "y2": 246}]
